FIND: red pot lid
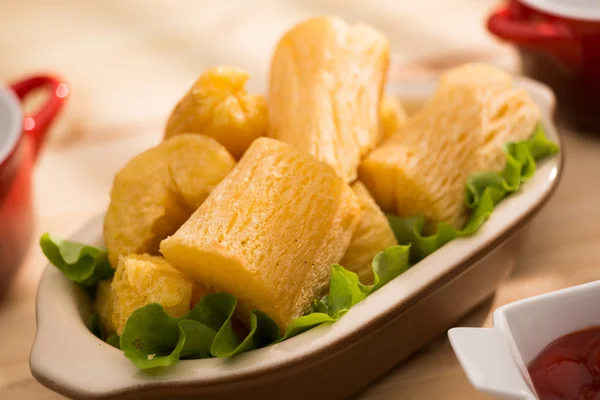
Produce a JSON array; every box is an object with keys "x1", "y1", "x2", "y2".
[{"x1": 520, "y1": 0, "x2": 600, "y2": 21}]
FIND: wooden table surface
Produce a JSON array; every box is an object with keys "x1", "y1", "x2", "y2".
[{"x1": 1, "y1": 1, "x2": 599, "y2": 399}]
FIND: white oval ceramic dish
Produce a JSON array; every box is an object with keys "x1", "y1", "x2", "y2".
[
  {"x1": 449, "y1": 280, "x2": 600, "y2": 399},
  {"x1": 30, "y1": 76, "x2": 563, "y2": 400}
]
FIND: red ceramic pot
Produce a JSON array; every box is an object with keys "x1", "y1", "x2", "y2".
[
  {"x1": 0, "y1": 75, "x2": 67, "y2": 296},
  {"x1": 488, "y1": 0, "x2": 600, "y2": 131}
]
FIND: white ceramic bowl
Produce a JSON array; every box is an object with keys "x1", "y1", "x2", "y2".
[
  {"x1": 30, "y1": 77, "x2": 562, "y2": 400},
  {"x1": 449, "y1": 281, "x2": 600, "y2": 399}
]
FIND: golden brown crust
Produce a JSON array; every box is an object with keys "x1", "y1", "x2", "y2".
[
  {"x1": 268, "y1": 16, "x2": 390, "y2": 182},
  {"x1": 161, "y1": 137, "x2": 360, "y2": 331},
  {"x1": 360, "y1": 63, "x2": 540, "y2": 228}
]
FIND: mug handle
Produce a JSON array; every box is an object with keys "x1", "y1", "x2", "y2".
[
  {"x1": 487, "y1": 6, "x2": 575, "y2": 47},
  {"x1": 10, "y1": 75, "x2": 68, "y2": 160},
  {"x1": 448, "y1": 327, "x2": 536, "y2": 399}
]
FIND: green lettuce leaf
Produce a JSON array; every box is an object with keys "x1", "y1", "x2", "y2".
[
  {"x1": 106, "y1": 334, "x2": 121, "y2": 349},
  {"x1": 40, "y1": 233, "x2": 113, "y2": 286},
  {"x1": 281, "y1": 244, "x2": 412, "y2": 340},
  {"x1": 211, "y1": 310, "x2": 281, "y2": 357},
  {"x1": 388, "y1": 125, "x2": 559, "y2": 263},
  {"x1": 121, "y1": 244, "x2": 412, "y2": 367},
  {"x1": 120, "y1": 292, "x2": 236, "y2": 368}
]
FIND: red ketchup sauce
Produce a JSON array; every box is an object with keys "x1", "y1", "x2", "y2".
[{"x1": 528, "y1": 326, "x2": 600, "y2": 400}]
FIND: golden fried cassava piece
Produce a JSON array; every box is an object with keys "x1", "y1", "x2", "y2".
[
  {"x1": 161, "y1": 137, "x2": 360, "y2": 331},
  {"x1": 379, "y1": 95, "x2": 408, "y2": 141},
  {"x1": 166, "y1": 134, "x2": 237, "y2": 208},
  {"x1": 111, "y1": 254, "x2": 194, "y2": 335},
  {"x1": 165, "y1": 67, "x2": 268, "y2": 159},
  {"x1": 268, "y1": 16, "x2": 390, "y2": 182},
  {"x1": 104, "y1": 134, "x2": 235, "y2": 267},
  {"x1": 104, "y1": 141, "x2": 190, "y2": 268},
  {"x1": 359, "y1": 63, "x2": 540, "y2": 228},
  {"x1": 94, "y1": 279, "x2": 116, "y2": 338},
  {"x1": 339, "y1": 182, "x2": 397, "y2": 284},
  {"x1": 438, "y1": 63, "x2": 541, "y2": 172}
]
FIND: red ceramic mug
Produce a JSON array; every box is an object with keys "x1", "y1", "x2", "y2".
[
  {"x1": 0, "y1": 75, "x2": 67, "y2": 295},
  {"x1": 487, "y1": 0, "x2": 600, "y2": 130}
]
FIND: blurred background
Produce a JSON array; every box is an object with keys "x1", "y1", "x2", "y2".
[{"x1": 2, "y1": 1, "x2": 599, "y2": 399}]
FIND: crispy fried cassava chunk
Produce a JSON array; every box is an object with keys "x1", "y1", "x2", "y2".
[
  {"x1": 94, "y1": 279, "x2": 116, "y2": 338},
  {"x1": 165, "y1": 67, "x2": 268, "y2": 159},
  {"x1": 359, "y1": 63, "x2": 540, "y2": 228},
  {"x1": 111, "y1": 254, "x2": 193, "y2": 335},
  {"x1": 166, "y1": 134, "x2": 237, "y2": 208},
  {"x1": 339, "y1": 182, "x2": 397, "y2": 284},
  {"x1": 268, "y1": 16, "x2": 389, "y2": 182},
  {"x1": 379, "y1": 94, "x2": 408, "y2": 141},
  {"x1": 104, "y1": 134, "x2": 235, "y2": 267},
  {"x1": 160, "y1": 137, "x2": 360, "y2": 331},
  {"x1": 438, "y1": 63, "x2": 541, "y2": 172}
]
